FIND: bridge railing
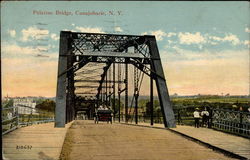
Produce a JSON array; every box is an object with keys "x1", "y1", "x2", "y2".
[
  {"x1": 2, "y1": 106, "x2": 19, "y2": 135},
  {"x1": 173, "y1": 107, "x2": 250, "y2": 138},
  {"x1": 2, "y1": 105, "x2": 54, "y2": 135},
  {"x1": 113, "y1": 108, "x2": 250, "y2": 138},
  {"x1": 212, "y1": 109, "x2": 250, "y2": 138}
]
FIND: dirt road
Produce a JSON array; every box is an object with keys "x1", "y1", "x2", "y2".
[{"x1": 60, "y1": 120, "x2": 235, "y2": 160}]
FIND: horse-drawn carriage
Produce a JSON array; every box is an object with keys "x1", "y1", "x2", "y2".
[{"x1": 94, "y1": 109, "x2": 113, "y2": 124}]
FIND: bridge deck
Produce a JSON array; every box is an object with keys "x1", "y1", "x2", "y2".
[
  {"x1": 60, "y1": 120, "x2": 235, "y2": 160},
  {"x1": 127, "y1": 122, "x2": 250, "y2": 159},
  {"x1": 3, "y1": 122, "x2": 72, "y2": 160},
  {"x1": 3, "y1": 120, "x2": 249, "y2": 160},
  {"x1": 171, "y1": 125, "x2": 250, "y2": 159}
]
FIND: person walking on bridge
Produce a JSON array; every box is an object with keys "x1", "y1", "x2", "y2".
[
  {"x1": 193, "y1": 108, "x2": 200, "y2": 128},
  {"x1": 201, "y1": 107, "x2": 209, "y2": 127}
]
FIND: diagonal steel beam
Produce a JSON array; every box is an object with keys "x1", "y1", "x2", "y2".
[
  {"x1": 96, "y1": 62, "x2": 113, "y2": 101},
  {"x1": 146, "y1": 36, "x2": 176, "y2": 128}
]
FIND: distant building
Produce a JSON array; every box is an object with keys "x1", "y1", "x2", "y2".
[{"x1": 13, "y1": 98, "x2": 37, "y2": 115}]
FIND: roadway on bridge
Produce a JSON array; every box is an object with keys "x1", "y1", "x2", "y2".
[{"x1": 60, "y1": 120, "x2": 235, "y2": 160}]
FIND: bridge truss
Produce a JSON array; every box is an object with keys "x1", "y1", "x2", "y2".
[{"x1": 55, "y1": 31, "x2": 175, "y2": 128}]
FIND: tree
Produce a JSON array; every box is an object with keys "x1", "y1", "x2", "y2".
[
  {"x1": 111, "y1": 98, "x2": 124, "y2": 114},
  {"x1": 3, "y1": 99, "x2": 14, "y2": 108},
  {"x1": 35, "y1": 99, "x2": 55, "y2": 112}
]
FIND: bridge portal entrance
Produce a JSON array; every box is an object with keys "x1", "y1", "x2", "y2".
[{"x1": 55, "y1": 31, "x2": 176, "y2": 128}]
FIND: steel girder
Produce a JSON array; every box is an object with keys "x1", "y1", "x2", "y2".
[
  {"x1": 55, "y1": 32, "x2": 70, "y2": 127},
  {"x1": 55, "y1": 31, "x2": 175, "y2": 128},
  {"x1": 96, "y1": 62, "x2": 112, "y2": 103},
  {"x1": 146, "y1": 36, "x2": 176, "y2": 128}
]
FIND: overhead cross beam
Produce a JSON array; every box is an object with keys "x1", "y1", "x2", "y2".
[{"x1": 74, "y1": 80, "x2": 124, "y2": 83}]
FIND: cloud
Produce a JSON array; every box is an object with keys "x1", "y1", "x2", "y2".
[
  {"x1": 174, "y1": 32, "x2": 242, "y2": 47},
  {"x1": 223, "y1": 34, "x2": 240, "y2": 45},
  {"x1": 75, "y1": 26, "x2": 105, "y2": 33},
  {"x1": 163, "y1": 45, "x2": 248, "y2": 62},
  {"x1": 62, "y1": 28, "x2": 76, "y2": 32},
  {"x1": 150, "y1": 30, "x2": 167, "y2": 41},
  {"x1": 243, "y1": 40, "x2": 250, "y2": 47},
  {"x1": 167, "y1": 32, "x2": 177, "y2": 37},
  {"x1": 208, "y1": 33, "x2": 240, "y2": 45},
  {"x1": 208, "y1": 35, "x2": 222, "y2": 41},
  {"x1": 2, "y1": 43, "x2": 58, "y2": 59},
  {"x1": 2, "y1": 44, "x2": 40, "y2": 55},
  {"x1": 141, "y1": 30, "x2": 177, "y2": 41},
  {"x1": 245, "y1": 27, "x2": 250, "y2": 33},
  {"x1": 51, "y1": 33, "x2": 59, "y2": 41},
  {"x1": 142, "y1": 30, "x2": 169, "y2": 41},
  {"x1": 178, "y1": 32, "x2": 206, "y2": 45},
  {"x1": 114, "y1": 26, "x2": 123, "y2": 32},
  {"x1": 21, "y1": 26, "x2": 49, "y2": 42},
  {"x1": 8, "y1": 29, "x2": 16, "y2": 37}
]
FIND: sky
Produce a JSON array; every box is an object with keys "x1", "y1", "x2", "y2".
[{"x1": 1, "y1": 1, "x2": 249, "y2": 97}]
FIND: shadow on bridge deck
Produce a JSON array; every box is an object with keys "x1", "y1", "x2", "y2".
[{"x1": 60, "y1": 120, "x2": 237, "y2": 160}]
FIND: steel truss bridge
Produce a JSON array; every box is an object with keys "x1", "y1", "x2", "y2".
[{"x1": 55, "y1": 31, "x2": 176, "y2": 128}]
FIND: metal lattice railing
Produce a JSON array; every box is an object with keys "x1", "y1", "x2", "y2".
[
  {"x1": 113, "y1": 106, "x2": 250, "y2": 138},
  {"x1": 2, "y1": 106, "x2": 19, "y2": 135},
  {"x1": 172, "y1": 107, "x2": 250, "y2": 138},
  {"x1": 212, "y1": 109, "x2": 250, "y2": 138},
  {"x1": 2, "y1": 105, "x2": 54, "y2": 135}
]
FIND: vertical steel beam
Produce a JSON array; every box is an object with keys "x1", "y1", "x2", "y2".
[
  {"x1": 125, "y1": 63, "x2": 128, "y2": 123},
  {"x1": 118, "y1": 63, "x2": 121, "y2": 122},
  {"x1": 146, "y1": 36, "x2": 176, "y2": 128},
  {"x1": 109, "y1": 69, "x2": 111, "y2": 106},
  {"x1": 113, "y1": 63, "x2": 116, "y2": 121},
  {"x1": 118, "y1": 91, "x2": 121, "y2": 122},
  {"x1": 134, "y1": 66, "x2": 139, "y2": 124},
  {"x1": 55, "y1": 31, "x2": 71, "y2": 128},
  {"x1": 150, "y1": 70, "x2": 154, "y2": 126},
  {"x1": 67, "y1": 54, "x2": 75, "y2": 123},
  {"x1": 100, "y1": 88, "x2": 103, "y2": 104},
  {"x1": 105, "y1": 70, "x2": 108, "y2": 106},
  {"x1": 135, "y1": 94, "x2": 138, "y2": 124}
]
